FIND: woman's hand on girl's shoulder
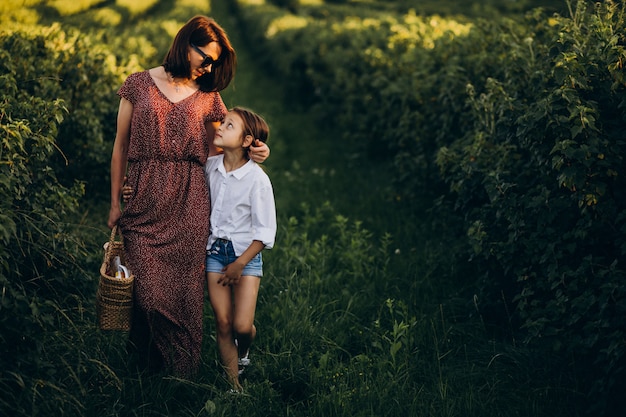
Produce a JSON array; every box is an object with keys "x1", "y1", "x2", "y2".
[{"x1": 249, "y1": 139, "x2": 269, "y2": 163}]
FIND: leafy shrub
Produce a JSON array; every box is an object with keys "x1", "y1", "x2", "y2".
[
  {"x1": 0, "y1": 25, "x2": 127, "y2": 195},
  {"x1": 434, "y1": 3, "x2": 626, "y2": 414},
  {"x1": 0, "y1": 32, "x2": 93, "y2": 417},
  {"x1": 0, "y1": 23, "x2": 140, "y2": 416}
]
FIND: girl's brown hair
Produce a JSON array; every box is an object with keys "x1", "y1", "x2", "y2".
[
  {"x1": 163, "y1": 15, "x2": 236, "y2": 92},
  {"x1": 231, "y1": 106, "x2": 269, "y2": 158}
]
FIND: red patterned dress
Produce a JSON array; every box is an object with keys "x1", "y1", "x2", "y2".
[{"x1": 117, "y1": 70, "x2": 226, "y2": 376}]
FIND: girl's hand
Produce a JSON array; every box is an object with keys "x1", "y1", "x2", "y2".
[
  {"x1": 249, "y1": 139, "x2": 270, "y2": 163},
  {"x1": 217, "y1": 261, "x2": 244, "y2": 286}
]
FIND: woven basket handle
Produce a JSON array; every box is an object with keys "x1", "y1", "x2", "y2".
[
  {"x1": 109, "y1": 225, "x2": 123, "y2": 244},
  {"x1": 103, "y1": 225, "x2": 124, "y2": 267}
]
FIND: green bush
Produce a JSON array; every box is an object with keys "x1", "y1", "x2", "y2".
[
  {"x1": 0, "y1": 23, "x2": 141, "y2": 416},
  {"x1": 0, "y1": 32, "x2": 93, "y2": 417},
  {"x1": 434, "y1": 3, "x2": 626, "y2": 413},
  {"x1": 0, "y1": 26, "x2": 126, "y2": 195}
]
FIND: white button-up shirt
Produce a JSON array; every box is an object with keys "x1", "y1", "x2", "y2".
[{"x1": 204, "y1": 155, "x2": 276, "y2": 255}]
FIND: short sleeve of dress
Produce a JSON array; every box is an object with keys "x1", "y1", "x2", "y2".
[
  {"x1": 117, "y1": 72, "x2": 142, "y2": 105},
  {"x1": 206, "y1": 92, "x2": 227, "y2": 123}
]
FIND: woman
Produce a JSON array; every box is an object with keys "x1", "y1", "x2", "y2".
[{"x1": 107, "y1": 15, "x2": 269, "y2": 377}]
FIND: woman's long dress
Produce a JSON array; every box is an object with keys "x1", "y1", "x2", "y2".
[{"x1": 118, "y1": 70, "x2": 226, "y2": 376}]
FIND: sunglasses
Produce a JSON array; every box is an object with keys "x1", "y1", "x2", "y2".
[{"x1": 190, "y1": 43, "x2": 220, "y2": 69}]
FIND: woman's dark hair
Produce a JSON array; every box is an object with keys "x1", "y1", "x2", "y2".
[
  {"x1": 163, "y1": 15, "x2": 236, "y2": 92},
  {"x1": 231, "y1": 106, "x2": 269, "y2": 158}
]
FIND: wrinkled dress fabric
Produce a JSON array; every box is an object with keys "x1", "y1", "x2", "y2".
[{"x1": 117, "y1": 71, "x2": 226, "y2": 376}]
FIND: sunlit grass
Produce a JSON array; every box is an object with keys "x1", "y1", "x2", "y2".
[
  {"x1": 0, "y1": 0, "x2": 42, "y2": 24},
  {"x1": 115, "y1": 0, "x2": 160, "y2": 17},
  {"x1": 89, "y1": 8, "x2": 123, "y2": 26},
  {"x1": 238, "y1": 0, "x2": 267, "y2": 5},
  {"x1": 266, "y1": 15, "x2": 309, "y2": 37},
  {"x1": 49, "y1": 0, "x2": 106, "y2": 16}
]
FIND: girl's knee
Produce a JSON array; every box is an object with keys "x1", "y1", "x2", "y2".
[
  {"x1": 233, "y1": 322, "x2": 255, "y2": 337},
  {"x1": 215, "y1": 317, "x2": 233, "y2": 336}
]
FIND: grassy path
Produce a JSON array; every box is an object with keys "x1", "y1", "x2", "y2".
[
  {"x1": 209, "y1": 0, "x2": 430, "y2": 253},
  {"x1": 206, "y1": 0, "x2": 449, "y2": 317},
  {"x1": 210, "y1": 0, "x2": 348, "y2": 219}
]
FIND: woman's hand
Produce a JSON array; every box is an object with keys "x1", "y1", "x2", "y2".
[
  {"x1": 108, "y1": 177, "x2": 132, "y2": 228},
  {"x1": 249, "y1": 139, "x2": 270, "y2": 163},
  {"x1": 122, "y1": 184, "x2": 133, "y2": 203},
  {"x1": 107, "y1": 206, "x2": 122, "y2": 229}
]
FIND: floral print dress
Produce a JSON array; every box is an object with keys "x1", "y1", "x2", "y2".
[{"x1": 118, "y1": 70, "x2": 226, "y2": 376}]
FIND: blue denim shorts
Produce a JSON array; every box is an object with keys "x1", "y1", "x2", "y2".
[{"x1": 205, "y1": 238, "x2": 263, "y2": 277}]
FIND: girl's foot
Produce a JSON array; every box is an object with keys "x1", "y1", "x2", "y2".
[
  {"x1": 238, "y1": 351, "x2": 250, "y2": 375},
  {"x1": 235, "y1": 339, "x2": 250, "y2": 375}
]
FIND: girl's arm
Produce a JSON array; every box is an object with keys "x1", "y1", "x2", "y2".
[
  {"x1": 218, "y1": 240, "x2": 265, "y2": 286},
  {"x1": 107, "y1": 98, "x2": 132, "y2": 229}
]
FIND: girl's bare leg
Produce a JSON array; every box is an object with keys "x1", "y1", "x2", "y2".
[
  {"x1": 233, "y1": 276, "x2": 261, "y2": 362},
  {"x1": 207, "y1": 272, "x2": 241, "y2": 390}
]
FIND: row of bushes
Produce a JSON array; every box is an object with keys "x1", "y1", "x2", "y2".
[
  {"x1": 0, "y1": 17, "x2": 142, "y2": 412},
  {"x1": 0, "y1": 3, "x2": 181, "y2": 412},
  {"x1": 231, "y1": 0, "x2": 626, "y2": 415}
]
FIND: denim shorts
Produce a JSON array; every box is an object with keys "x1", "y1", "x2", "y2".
[{"x1": 205, "y1": 238, "x2": 263, "y2": 277}]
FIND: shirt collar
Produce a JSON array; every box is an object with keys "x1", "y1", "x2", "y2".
[{"x1": 216, "y1": 156, "x2": 255, "y2": 179}]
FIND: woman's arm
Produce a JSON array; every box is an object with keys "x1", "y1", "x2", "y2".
[
  {"x1": 206, "y1": 120, "x2": 221, "y2": 157},
  {"x1": 107, "y1": 98, "x2": 133, "y2": 229},
  {"x1": 249, "y1": 139, "x2": 269, "y2": 163}
]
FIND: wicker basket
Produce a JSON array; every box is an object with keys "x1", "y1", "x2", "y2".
[{"x1": 96, "y1": 226, "x2": 134, "y2": 331}]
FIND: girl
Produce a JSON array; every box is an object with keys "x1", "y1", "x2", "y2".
[{"x1": 204, "y1": 107, "x2": 276, "y2": 392}]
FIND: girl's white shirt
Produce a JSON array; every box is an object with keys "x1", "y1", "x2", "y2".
[{"x1": 204, "y1": 154, "x2": 276, "y2": 255}]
